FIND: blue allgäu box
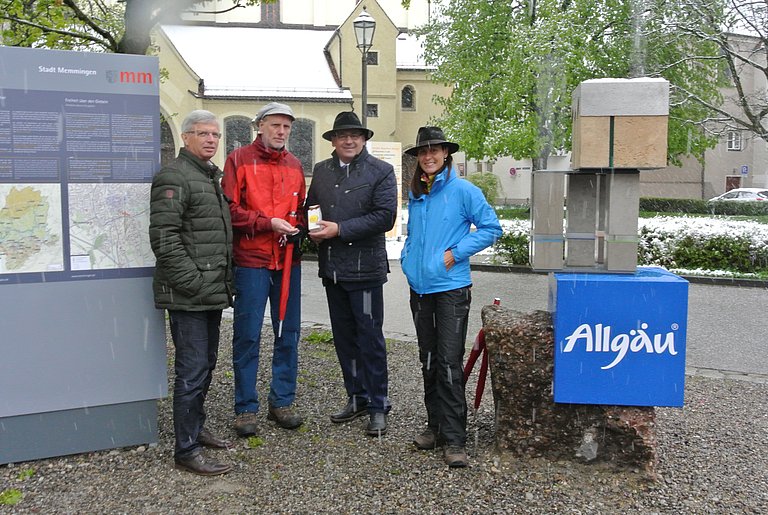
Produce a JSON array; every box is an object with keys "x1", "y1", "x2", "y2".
[{"x1": 550, "y1": 266, "x2": 688, "y2": 407}]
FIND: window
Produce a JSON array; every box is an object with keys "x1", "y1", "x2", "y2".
[
  {"x1": 288, "y1": 118, "x2": 314, "y2": 176},
  {"x1": 225, "y1": 116, "x2": 253, "y2": 156},
  {"x1": 401, "y1": 85, "x2": 415, "y2": 110},
  {"x1": 727, "y1": 131, "x2": 742, "y2": 151},
  {"x1": 366, "y1": 51, "x2": 378, "y2": 66},
  {"x1": 160, "y1": 116, "x2": 175, "y2": 167},
  {"x1": 365, "y1": 104, "x2": 378, "y2": 118}
]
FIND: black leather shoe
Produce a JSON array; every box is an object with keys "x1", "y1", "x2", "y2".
[
  {"x1": 197, "y1": 427, "x2": 234, "y2": 450},
  {"x1": 330, "y1": 399, "x2": 369, "y2": 423},
  {"x1": 174, "y1": 453, "x2": 232, "y2": 476},
  {"x1": 366, "y1": 412, "x2": 387, "y2": 436}
]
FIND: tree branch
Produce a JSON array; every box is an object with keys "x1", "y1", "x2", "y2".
[
  {"x1": 62, "y1": 0, "x2": 119, "y2": 51},
  {"x1": 0, "y1": 14, "x2": 114, "y2": 50}
]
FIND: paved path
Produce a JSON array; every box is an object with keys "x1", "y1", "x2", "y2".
[{"x1": 296, "y1": 260, "x2": 768, "y2": 382}]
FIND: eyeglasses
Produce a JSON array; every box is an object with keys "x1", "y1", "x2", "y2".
[
  {"x1": 334, "y1": 131, "x2": 365, "y2": 141},
  {"x1": 185, "y1": 130, "x2": 222, "y2": 139}
]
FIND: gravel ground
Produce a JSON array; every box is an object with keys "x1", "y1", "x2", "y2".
[{"x1": 2, "y1": 317, "x2": 768, "y2": 514}]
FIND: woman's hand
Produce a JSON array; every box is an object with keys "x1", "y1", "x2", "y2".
[{"x1": 443, "y1": 249, "x2": 455, "y2": 270}]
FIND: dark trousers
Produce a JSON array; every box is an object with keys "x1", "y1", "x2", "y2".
[
  {"x1": 410, "y1": 287, "x2": 471, "y2": 447},
  {"x1": 324, "y1": 281, "x2": 390, "y2": 413},
  {"x1": 168, "y1": 309, "x2": 222, "y2": 460}
]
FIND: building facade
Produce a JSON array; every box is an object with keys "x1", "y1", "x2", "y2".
[
  {"x1": 156, "y1": 1, "x2": 767, "y2": 203},
  {"x1": 156, "y1": 0, "x2": 450, "y2": 200}
]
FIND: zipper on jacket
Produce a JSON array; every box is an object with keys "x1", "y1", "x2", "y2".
[{"x1": 344, "y1": 184, "x2": 370, "y2": 194}]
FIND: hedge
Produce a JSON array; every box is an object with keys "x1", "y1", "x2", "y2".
[{"x1": 492, "y1": 216, "x2": 768, "y2": 277}]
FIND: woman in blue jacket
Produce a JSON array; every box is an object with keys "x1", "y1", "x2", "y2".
[{"x1": 400, "y1": 126, "x2": 502, "y2": 468}]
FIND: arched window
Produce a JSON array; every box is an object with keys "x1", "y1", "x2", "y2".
[
  {"x1": 160, "y1": 116, "x2": 175, "y2": 167},
  {"x1": 289, "y1": 118, "x2": 315, "y2": 176},
  {"x1": 401, "y1": 85, "x2": 415, "y2": 110},
  {"x1": 225, "y1": 116, "x2": 253, "y2": 156}
]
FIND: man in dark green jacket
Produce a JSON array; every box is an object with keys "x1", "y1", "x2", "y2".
[{"x1": 149, "y1": 110, "x2": 234, "y2": 476}]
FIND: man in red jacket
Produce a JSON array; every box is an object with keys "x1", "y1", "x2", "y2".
[{"x1": 221, "y1": 102, "x2": 307, "y2": 436}]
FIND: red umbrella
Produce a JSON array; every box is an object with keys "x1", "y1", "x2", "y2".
[
  {"x1": 463, "y1": 298, "x2": 501, "y2": 410},
  {"x1": 278, "y1": 191, "x2": 299, "y2": 337}
]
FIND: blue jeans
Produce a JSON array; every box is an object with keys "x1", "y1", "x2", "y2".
[
  {"x1": 232, "y1": 265, "x2": 301, "y2": 414},
  {"x1": 168, "y1": 309, "x2": 223, "y2": 460}
]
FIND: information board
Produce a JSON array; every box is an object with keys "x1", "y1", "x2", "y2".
[
  {"x1": 0, "y1": 48, "x2": 167, "y2": 463},
  {"x1": 0, "y1": 46, "x2": 159, "y2": 283}
]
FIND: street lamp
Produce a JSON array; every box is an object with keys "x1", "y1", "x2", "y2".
[{"x1": 353, "y1": 8, "x2": 376, "y2": 128}]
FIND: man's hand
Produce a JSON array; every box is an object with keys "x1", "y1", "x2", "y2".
[
  {"x1": 308, "y1": 220, "x2": 339, "y2": 242},
  {"x1": 285, "y1": 225, "x2": 307, "y2": 244},
  {"x1": 271, "y1": 217, "x2": 299, "y2": 235}
]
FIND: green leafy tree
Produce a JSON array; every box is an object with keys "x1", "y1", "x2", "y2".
[
  {"x1": 417, "y1": 0, "x2": 726, "y2": 169},
  {"x1": 467, "y1": 172, "x2": 500, "y2": 205}
]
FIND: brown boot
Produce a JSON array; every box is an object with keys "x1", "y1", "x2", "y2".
[
  {"x1": 413, "y1": 429, "x2": 443, "y2": 450},
  {"x1": 233, "y1": 412, "x2": 258, "y2": 437},
  {"x1": 267, "y1": 405, "x2": 303, "y2": 429},
  {"x1": 444, "y1": 446, "x2": 468, "y2": 468}
]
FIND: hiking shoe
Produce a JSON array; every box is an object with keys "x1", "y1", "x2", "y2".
[
  {"x1": 444, "y1": 446, "x2": 469, "y2": 468},
  {"x1": 267, "y1": 405, "x2": 303, "y2": 430},
  {"x1": 233, "y1": 412, "x2": 258, "y2": 437},
  {"x1": 413, "y1": 429, "x2": 442, "y2": 450}
]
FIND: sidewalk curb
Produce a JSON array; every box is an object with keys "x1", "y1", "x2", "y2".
[{"x1": 467, "y1": 261, "x2": 768, "y2": 288}]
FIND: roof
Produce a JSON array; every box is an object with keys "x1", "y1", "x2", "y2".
[
  {"x1": 395, "y1": 33, "x2": 430, "y2": 70},
  {"x1": 160, "y1": 25, "x2": 430, "y2": 99},
  {"x1": 161, "y1": 24, "x2": 353, "y2": 100}
]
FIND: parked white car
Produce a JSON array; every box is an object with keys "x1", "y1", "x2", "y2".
[{"x1": 708, "y1": 188, "x2": 768, "y2": 202}]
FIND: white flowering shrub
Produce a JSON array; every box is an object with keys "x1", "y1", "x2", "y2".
[
  {"x1": 493, "y1": 216, "x2": 768, "y2": 276},
  {"x1": 640, "y1": 216, "x2": 768, "y2": 274}
]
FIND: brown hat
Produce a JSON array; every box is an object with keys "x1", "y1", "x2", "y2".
[
  {"x1": 322, "y1": 111, "x2": 374, "y2": 141},
  {"x1": 405, "y1": 126, "x2": 460, "y2": 156}
]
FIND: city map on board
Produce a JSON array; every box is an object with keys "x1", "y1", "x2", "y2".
[
  {"x1": 68, "y1": 183, "x2": 154, "y2": 270},
  {"x1": 0, "y1": 184, "x2": 64, "y2": 274}
]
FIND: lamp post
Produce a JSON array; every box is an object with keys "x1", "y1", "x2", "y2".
[{"x1": 353, "y1": 8, "x2": 376, "y2": 128}]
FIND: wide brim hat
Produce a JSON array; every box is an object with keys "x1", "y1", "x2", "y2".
[
  {"x1": 405, "y1": 126, "x2": 460, "y2": 156},
  {"x1": 322, "y1": 111, "x2": 374, "y2": 141},
  {"x1": 253, "y1": 102, "x2": 295, "y2": 125}
]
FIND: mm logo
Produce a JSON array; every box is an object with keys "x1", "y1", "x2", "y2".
[{"x1": 106, "y1": 70, "x2": 153, "y2": 84}]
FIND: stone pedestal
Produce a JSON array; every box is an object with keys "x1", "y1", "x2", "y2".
[
  {"x1": 530, "y1": 171, "x2": 565, "y2": 270},
  {"x1": 482, "y1": 305, "x2": 657, "y2": 476}
]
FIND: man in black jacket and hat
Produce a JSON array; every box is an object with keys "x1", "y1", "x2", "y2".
[{"x1": 307, "y1": 111, "x2": 397, "y2": 436}]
